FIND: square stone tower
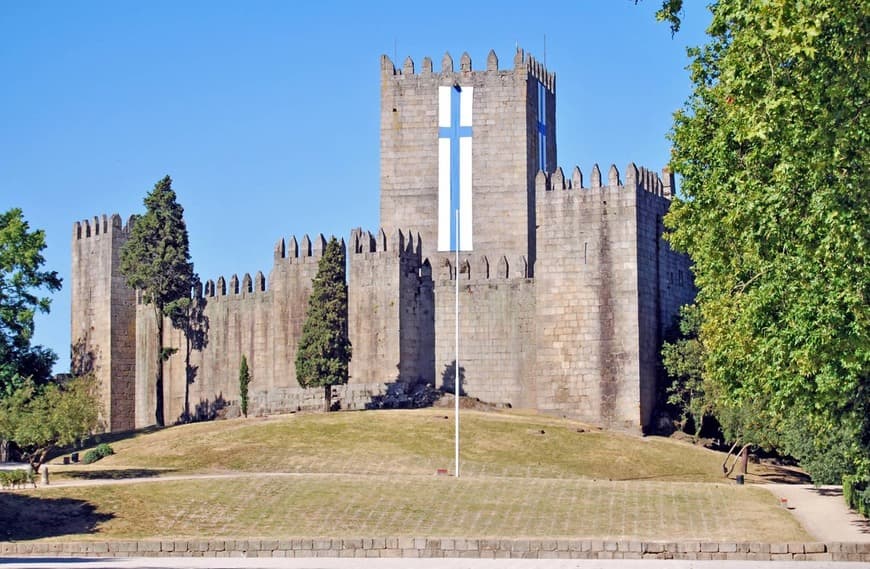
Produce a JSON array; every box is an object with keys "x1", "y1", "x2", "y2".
[
  {"x1": 379, "y1": 49, "x2": 555, "y2": 270},
  {"x1": 71, "y1": 214, "x2": 137, "y2": 432}
]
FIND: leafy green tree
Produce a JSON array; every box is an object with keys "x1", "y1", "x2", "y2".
[
  {"x1": 239, "y1": 354, "x2": 251, "y2": 418},
  {"x1": 120, "y1": 176, "x2": 194, "y2": 427},
  {"x1": 0, "y1": 208, "x2": 61, "y2": 396},
  {"x1": 662, "y1": 1, "x2": 869, "y2": 477},
  {"x1": 295, "y1": 237, "x2": 351, "y2": 412},
  {"x1": 636, "y1": 0, "x2": 684, "y2": 34},
  {"x1": 0, "y1": 375, "x2": 101, "y2": 472},
  {"x1": 662, "y1": 304, "x2": 710, "y2": 438}
]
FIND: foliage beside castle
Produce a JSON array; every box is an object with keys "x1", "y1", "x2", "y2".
[{"x1": 71, "y1": 49, "x2": 694, "y2": 433}]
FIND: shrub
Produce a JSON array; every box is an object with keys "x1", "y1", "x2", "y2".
[
  {"x1": 0, "y1": 469, "x2": 34, "y2": 489},
  {"x1": 82, "y1": 443, "x2": 114, "y2": 464},
  {"x1": 843, "y1": 475, "x2": 870, "y2": 518}
]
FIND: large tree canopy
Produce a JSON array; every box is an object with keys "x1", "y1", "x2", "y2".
[
  {"x1": 0, "y1": 208, "x2": 61, "y2": 395},
  {"x1": 120, "y1": 176, "x2": 194, "y2": 426},
  {"x1": 295, "y1": 237, "x2": 351, "y2": 412},
  {"x1": 0, "y1": 375, "x2": 101, "y2": 471},
  {"x1": 663, "y1": 1, "x2": 869, "y2": 477}
]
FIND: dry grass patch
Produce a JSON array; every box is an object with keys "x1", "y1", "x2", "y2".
[
  {"x1": 6, "y1": 475, "x2": 809, "y2": 542},
  {"x1": 52, "y1": 409, "x2": 728, "y2": 482}
]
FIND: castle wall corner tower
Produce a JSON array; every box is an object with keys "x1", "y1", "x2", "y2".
[{"x1": 71, "y1": 214, "x2": 137, "y2": 432}]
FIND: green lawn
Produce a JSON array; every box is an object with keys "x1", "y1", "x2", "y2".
[
  {"x1": 0, "y1": 408, "x2": 811, "y2": 542},
  {"x1": 52, "y1": 409, "x2": 730, "y2": 481}
]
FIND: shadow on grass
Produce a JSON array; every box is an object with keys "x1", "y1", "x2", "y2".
[
  {"x1": 0, "y1": 493, "x2": 113, "y2": 540},
  {"x1": 755, "y1": 467, "x2": 812, "y2": 484},
  {"x1": 60, "y1": 468, "x2": 174, "y2": 481}
]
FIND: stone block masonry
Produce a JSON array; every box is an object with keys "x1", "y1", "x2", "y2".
[
  {"x1": 2, "y1": 539, "x2": 866, "y2": 561},
  {"x1": 71, "y1": 48, "x2": 695, "y2": 432},
  {"x1": 71, "y1": 214, "x2": 137, "y2": 432}
]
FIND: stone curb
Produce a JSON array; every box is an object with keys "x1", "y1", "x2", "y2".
[{"x1": 1, "y1": 539, "x2": 869, "y2": 561}]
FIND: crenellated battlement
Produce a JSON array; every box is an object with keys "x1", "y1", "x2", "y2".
[
  {"x1": 202, "y1": 270, "x2": 267, "y2": 299},
  {"x1": 436, "y1": 254, "x2": 530, "y2": 282},
  {"x1": 350, "y1": 227, "x2": 421, "y2": 259},
  {"x1": 380, "y1": 47, "x2": 554, "y2": 91},
  {"x1": 536, "y1": 163, "x2": 674, "y2": 198},
  {"x1": 272, "y1": 233, "x2": 330, "y2": 263},
  {"x1": 73, "y1": 213, "x2": 135, "y2": 240}
]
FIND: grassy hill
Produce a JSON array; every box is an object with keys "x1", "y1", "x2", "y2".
[
  {"x1": 1, "y1": 408, "x2": 809, "y2": 542},
  {"x1": 57, "y1": 409, "x2": 731, "y2": 481}
]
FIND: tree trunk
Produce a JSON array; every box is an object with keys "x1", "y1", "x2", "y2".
[
  {"x1": 0, "y1": 439, "x2": 9, "y2": 462},
  {"x1": 155, "y1": 307, "x2": 165, "y2": 427},
  {"x1": 183, "y1": 318, "x2": 191, "y2": 423},
  {"x1": 324, "y1": 384, "x2": 332, "y2": 413}
]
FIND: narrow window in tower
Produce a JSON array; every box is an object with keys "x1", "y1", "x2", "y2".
[{"x1": 584, "y1": 242, "x2": 588, "y2": 265}]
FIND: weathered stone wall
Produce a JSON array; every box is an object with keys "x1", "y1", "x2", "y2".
[
  {"x1": 4, "y1": 538, "x2": 865, "y2": 562},
  {"x1": 348, "y1": 228, "x2": 434, "y2": 387},
  {"x1": 632, "y1": 166, "x2": 696, "y2": 427},
  {"x1": 379, "y1": 49, "x2": 554, "y2": 265},
  {"x1": 533, "y1": 166, "x2": 644, "y2": 430},
  {"x1": 135, "y1": 235, "x2": 337, "y2": 427},
  {"x1": 71, "y1": 214, "x2": 136, "y2": 432},
  {"x1": 433, "y1": 253, "x2": 536, "y2": 408}
]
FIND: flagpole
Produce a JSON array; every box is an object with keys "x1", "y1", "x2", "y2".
[{"x1": 455, "y1": 208, "x2": 460, "y2": 479}]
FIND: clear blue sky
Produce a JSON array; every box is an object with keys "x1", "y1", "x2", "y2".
[{"x1": 1, "y1": 1, "x2": 710, "y2": 374}]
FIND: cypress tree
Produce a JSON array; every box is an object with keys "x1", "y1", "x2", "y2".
[
  {"x1": 120, "y1": 176, "x2": 194, "y2": 427},
  {"x1": 295, "y1": 237, "x2": 351, "y2": 412},
  {"x1": 239, "y1": 354, "x2": 250, "y2": 418}
]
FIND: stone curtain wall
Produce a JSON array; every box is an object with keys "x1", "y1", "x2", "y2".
[
  {"x1": 71, "y1": 215, "x2": 137, "y2": 432},
  {"x1": 379, "y1": 49, "x2": 554, "y2": 265},
  {"x1": 632, "y1": 166, "x2": 696, "y2": 427},
  {"x1": 534, "y1": 166, "x2": 644, "y2": 430},
  {"x1": 348, "y1": 228, "x2": 435, "y2": 387},
  {"x1": 433, "y1": 253, "x2": 536, "y2": 408},
  {"x1": 135, "y1": 235, "x2": 334, "y2": 426},
  {"x1": 3, "y1": 539, "x2": 865, "y2": 562}
]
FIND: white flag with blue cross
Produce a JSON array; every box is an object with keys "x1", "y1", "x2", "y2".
[
  {"x1": 537, "y1": 80, "x2": 548, "y2": 172},
  {"x1": 438, "y1": 84, "x2": 473, "y2": 252}
]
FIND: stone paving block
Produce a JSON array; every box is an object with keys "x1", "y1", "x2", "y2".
[{"x1": 510, "y1": 540, "x2": 529, "y2": 552}]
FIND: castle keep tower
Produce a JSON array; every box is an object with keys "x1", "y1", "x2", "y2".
[
  {"x1": 379, "y1": 49, "x2": 555, "y2": 268},
  {"x1": 71, "y1": 214, "x2": 137, "y2": 432}
]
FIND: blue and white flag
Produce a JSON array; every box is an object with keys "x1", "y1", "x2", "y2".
[
  {"x1": 438, "y1": 85, "x2": 473, "y2": 252},
  {"x1": 537, "y1": 80, "x2": 548, "y2": 172}
]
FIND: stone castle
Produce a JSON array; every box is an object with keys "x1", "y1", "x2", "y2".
[{"x1": 71, "y1": 49, "x2": 694, "y2": 434}]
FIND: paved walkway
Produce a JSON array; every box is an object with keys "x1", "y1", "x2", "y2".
[
  {"x1": 765, "y1": 484, "x2": 870, "y2": 542},
  {"x1": 0, "y1": 559, "x2": 868, "y2": 569}
]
